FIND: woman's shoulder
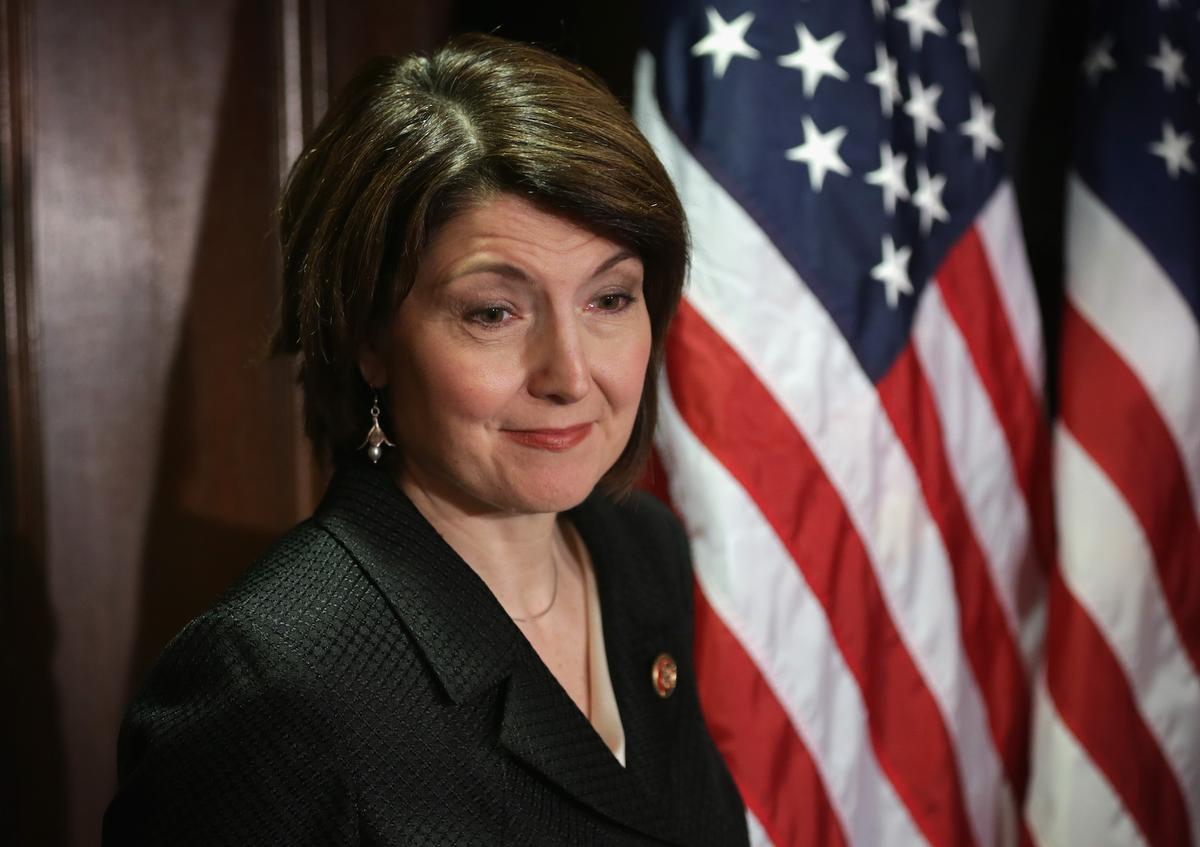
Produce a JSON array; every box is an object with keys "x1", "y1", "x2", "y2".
[
  {"x1": 107, "y1": 519, "x2": 372, "y2": 843},
  {"x1": 216, "y1": 517, "x2": 360, "y2": 618},
  {"x1": 186, "y1": 518, "x2": 360, "y2": 646},
  {"x1": 137, "y1": 517, "x2": 411, "y2": 709},
  {"x1": 115, "y1": 516, "x2": 427, "y2": 782}
]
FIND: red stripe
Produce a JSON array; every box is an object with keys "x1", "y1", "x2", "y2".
[
  {"x1": 1059, "y1": 302, "x2": 1200, "y2": 676},
  {"x1": 937, "y1": 229, "x2": 1055, "y2": 573},
  {"x1": 1044, "y1": 566, "x2": 1193, "y2": 847},
  {"x1": 877, "y1": 347, "x2": 1031, "y2": 799},
  {"x1": 693, "y1": 584, "x2": 849, "y2": 847},
  {"x1": 653, "y1": 408, "x2": 846, "y2": 846},
  {"x1": 667, "y1": 302, "x2": 978, "y2": 847}
]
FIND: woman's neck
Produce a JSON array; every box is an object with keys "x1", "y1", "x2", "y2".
[{"x1": 397, "y1": 462, "x2": 566, "y2": 619}]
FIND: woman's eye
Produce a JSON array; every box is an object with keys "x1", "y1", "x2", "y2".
[
  {"x1": 593, "y1": 293, "x2": 635, "y2": 312},
  {"x1": 469, "y1": 306, "x2": 512, "y2": 326}
]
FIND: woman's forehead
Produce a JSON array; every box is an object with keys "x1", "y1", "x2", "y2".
[{"x1": 420, "y1": 195, "x2": 644, "y2": 286}]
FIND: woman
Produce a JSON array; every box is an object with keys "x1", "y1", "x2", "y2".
[{"x1": 104, "y1": 34, "x2": 749, "y2": 846}]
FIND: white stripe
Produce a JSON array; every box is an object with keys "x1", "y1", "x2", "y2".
[
  {"x1": 1025, "y1": 677, "x2": 1150, "y2": 847},
  {"x1": 976, "y1": 184, "x2": 1045, "y2": 398},
  {"x1": 656, "y1": 383, "x2": 927, "y2": 847},
  {"x1": 635, "y1": 51, "x2": 1014, "y2": 846},
  {"x1": 1054, "y1": 424, "x2": 1200, "y2": 842},
  {"x1": 746, "y1": 808, "x2": 775, "y2": 847},
  {"x1": 1066, "y1": 175, "x2": 1200, "y2": 522},
  {"x1": 913, "y1": 282, "x2": 1045, "y2": 671}
]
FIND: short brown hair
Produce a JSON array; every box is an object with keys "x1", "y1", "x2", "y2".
[{"x1": 274, "y1": 34, "x2": 688, "y2": 495}]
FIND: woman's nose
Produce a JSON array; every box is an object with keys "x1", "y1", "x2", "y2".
[{"x1": 526, "y1": 313, "x2": 591, "y2": 404}]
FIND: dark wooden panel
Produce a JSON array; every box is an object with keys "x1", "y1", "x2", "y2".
[
  {"x1": 324, "y1": 0, "x2": 450, "y2": 95},
  {"x1": 2, "y1": 1, "x2": 452, "y2": 842},
  {"x1": 1, "y1": 0, "x2": 66, "y2": 842},
  {"x1": 21, "y1": 1, "x2": 299, "y2": 843}
]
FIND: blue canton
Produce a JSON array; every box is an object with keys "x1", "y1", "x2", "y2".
[
  {"x1": 1077, "y1": 0, "x2": 1200, "y2": 324},
  {"x1": 646, "y1": 0, "x2": 1006, "y2": 381}
]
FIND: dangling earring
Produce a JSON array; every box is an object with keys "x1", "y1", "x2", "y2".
[{"x1": 360, "y1": 392, "x2": 395, "y2": 464}]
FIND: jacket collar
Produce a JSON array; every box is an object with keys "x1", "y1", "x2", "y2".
[
  {"x1": 315, "y1": 459, "x2": 521, "y2": 703},
  {"x1": 314, "y1": 460, "x2": 684, "y2": 844}
]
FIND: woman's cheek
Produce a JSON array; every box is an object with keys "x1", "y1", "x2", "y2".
[
  {"x1": 612, "y1": 325, "x2": 653, "y2": 407},
  {"x1": 435, "y1": 352, "x2": 525, "y2": 423}
]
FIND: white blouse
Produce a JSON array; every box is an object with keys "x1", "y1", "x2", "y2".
[{"x1": 582, "y1": 555, "x2": 626, "y2": 766}]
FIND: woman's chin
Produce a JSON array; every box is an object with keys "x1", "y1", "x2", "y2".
[
  {"x1": 496, "y1": 477, "x2": 601, "y2": 515},
  {"x1": 400, "y1": 450, "x2": 610, "y2": 517}
]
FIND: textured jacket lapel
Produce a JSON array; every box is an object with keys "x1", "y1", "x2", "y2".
[
  {"x1": 314, "y1": 462, "x2": 685, "y2": 844},
  {"x1": 496, "y1": 656, "x2": 677, "y2": 843},
  {"x1": 570, "y1": 490, "x2": 690, "y2": 843},
  {"x1": 315, "y1": 461, "x2": 520, "y2": 703}
]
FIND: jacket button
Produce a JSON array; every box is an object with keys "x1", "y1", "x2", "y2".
[{"x1": 651, "y1": 652, "x2": 677, "y2": 698}]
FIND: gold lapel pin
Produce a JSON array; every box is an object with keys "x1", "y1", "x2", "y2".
[{"x1": 651, "y1": 652, "x2": 678, "y2": 698}]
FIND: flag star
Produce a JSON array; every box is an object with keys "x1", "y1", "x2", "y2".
[
  {"x1": 1083, "y1": 36, "x2": 1116, "y2": 86},
  {"x1": 872, "y1": 0, "x2": 890, "y2": 18},
  {"x1": 865, "y1": 142, "x2": 910, "y2": 214},
  {"x1": 959, "y1": 11, "x2": 981, "y2": 70},
  {"x1": 1149, "y1": 121, "x2": 1195, "y2": 178},
  {"x1": 778, "y1": 25, "x2": 849, "y2": 98},
  {"x1": 785, "y1": 116, "x2": 851, "y2": 191},
  {"x1": 1148, "y1": 37, "x2": 1190, "y2": 91},
  {"x1": 691, "y1": 8, "x2": 761, "y2": 79},
  {"x1": 905, "y1": 75, "x2": 945, "y2": 145},
  {"x1": 895, "y1": 0, "x2": 947, "y2": 50},
  {"x1": 960, "y1": 94, "x2": 1002, "y2": 161},
  {"x1": 872, "y1": 236, "x2": 914, "y2": 308},
  {"x1": 913, "y1": 165, "x2": 949, "y2": 233},
  {"x1": 867, "y1": 44, "x2": 902, "y2": 117}
]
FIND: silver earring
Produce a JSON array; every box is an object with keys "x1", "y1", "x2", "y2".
[{"x1": 360, "y1": 392, "x2": 395, "y2": 464}]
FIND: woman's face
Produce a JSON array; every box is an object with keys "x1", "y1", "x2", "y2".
[{"x1": 362, "y1": 194, "x2": 651, "y2": 515}]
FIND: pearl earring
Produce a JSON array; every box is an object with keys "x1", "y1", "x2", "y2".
[{"x1": 360, "y1": 392, "x2": 395, "y2": 464}]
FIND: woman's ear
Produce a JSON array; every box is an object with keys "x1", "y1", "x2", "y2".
[{"x1": 357, "y1": 342, "x2": 388, "y2": 390}]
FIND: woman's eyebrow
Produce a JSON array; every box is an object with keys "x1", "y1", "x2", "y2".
[
  {"x1": 592, "y1": 250, "x2": 640, "y2": 278},
  {"x1": 444, "y1": 260, "x2": 530, "y2": 285},
  {"x1": 444, "y1": 250, "x2": 640, "y2": 286}
]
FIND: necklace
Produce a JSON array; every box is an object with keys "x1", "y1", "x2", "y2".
[{"x1": 511, "y1": 545, "x2": 560, "y2": 623}]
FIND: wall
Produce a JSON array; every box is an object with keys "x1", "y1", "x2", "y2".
[{"x1": 0, "y1": 2, "x2": 448, "y2": 843}]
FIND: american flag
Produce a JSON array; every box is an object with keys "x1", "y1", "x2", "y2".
[
  {"x1": 1025, "y1": 2, "x2": 1200, "y2": 846},
  {"x1": 634, "y1": 1, "x2": 1051, "y2": 845}
]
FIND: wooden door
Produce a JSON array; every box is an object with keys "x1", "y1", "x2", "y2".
[{"x1": 0, "y1": 2, "x2": 447, "y2": 844}]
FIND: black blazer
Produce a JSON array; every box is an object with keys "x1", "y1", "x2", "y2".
[{"x1": 103, "y1": 460, "x2": 750, "y2": 845}]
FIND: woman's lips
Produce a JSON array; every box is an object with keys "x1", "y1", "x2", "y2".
[{"x1": 502, "y1": 423, "x2": 593, "y2": 451}]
